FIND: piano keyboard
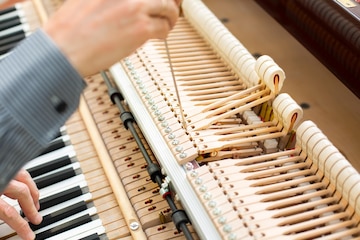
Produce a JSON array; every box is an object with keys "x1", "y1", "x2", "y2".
[
  {"x1": 0, "y1": 1, "x2": 40, "y2": 59},
  {"x1": 0, "y1": 132, "x2": 107, "y2": 239}
]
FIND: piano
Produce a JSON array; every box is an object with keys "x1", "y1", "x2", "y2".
[{"x1": 1, "y1": 0, "x2": 360, "y2": 239}]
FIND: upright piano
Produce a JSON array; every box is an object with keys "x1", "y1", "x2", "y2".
[{"x1": 0, "y1": 0, "x2": 359, "y2": 239}]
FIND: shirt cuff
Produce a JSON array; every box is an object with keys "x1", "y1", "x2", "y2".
[{"x1": 0, "y1": 29, "x2": 86, "y2": 146}]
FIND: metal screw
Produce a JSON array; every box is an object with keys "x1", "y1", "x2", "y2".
[{"x1": 129, "y1": 221, "x2": 140, "y2": 231}]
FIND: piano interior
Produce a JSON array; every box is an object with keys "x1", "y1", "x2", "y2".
[{"x1": 0, "y1": 0, "x2": 359, "y2": 239}]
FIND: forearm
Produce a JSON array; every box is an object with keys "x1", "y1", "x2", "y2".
[{"x1": 0, "y1": 29, "x2": 86, "y2": 193}]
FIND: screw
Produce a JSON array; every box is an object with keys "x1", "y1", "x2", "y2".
[{"x1": 129, "y1": 221, "x2": 140, "y2": 231}]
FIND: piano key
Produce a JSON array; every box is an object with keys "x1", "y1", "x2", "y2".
[
  {"x1": 0, "y1": 23, "x2": 29, "y2": 38},
  {"x1": 0, "y1": 4, "x2": 24, "y2": 22},
  {"x1": 38, "y1": 192, "x2": 92, "y2": 218},
  {"x1": 0, "y1": 16, "x2": 22, "y2": 31},
  {"x1": 34, "y1": 207, "x2": 97, "y2": 239},
  {"x1": 0, "y1": 31, "x2": 26, "y2": 46},
  {"x1": 46, "y1": 219, "x2": 105, "y2": 240},
  {"x1": 27, "y1": 155, "x2": 73, "y2": 178},
  {"x1": 40, "y1": 174, "x2": 87, "y2": 199},
  {"x1": 39, "y1": 135, "x2": 70, "y2": 156},
  {"x1": 0, "y1": 221, "x2": 18, "y2": 238},
  {"x1": 33, "y1": 162, "x2": 80, "y2": 189},
  {"x1": 0, "y1": 51, "x2": 9, "y2": 59},
  {"x1": 0, "y1": 5, "x2": 17, "y2": 16},
  {"x1": 30, "y1": 201, "x2": 89, "y2": 231},
  {"x1": 14, "y1": 183, "x2": 89, "y2": 221},
  {"x1": 24, "y1": 145, "x2": 76, "y2": 170},
  {"x1": 79, "y1": 232, "x2": 105, "y2": 240},
  {"x1": 39, "y1": 186, "x2": 88, "y2": 210},
  {"x1": 21, "y1": 187, "x2": 91, "y2": 217},
  {"x1": 0, "y1": 40, "x2": 18, "y2": 54}
]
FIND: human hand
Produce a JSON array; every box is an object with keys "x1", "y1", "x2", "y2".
[
  {"x1": 0, "y1": 169, "x2": 41, "y2": 240},
  {"x1": 44, "y1": 0, "x2": 182, "y2": 77}
]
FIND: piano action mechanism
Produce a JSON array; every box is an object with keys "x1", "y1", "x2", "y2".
[{"x1": 1, "y1": 0, "x2": 359, "y2": 239}]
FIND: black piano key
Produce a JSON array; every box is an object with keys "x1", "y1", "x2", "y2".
[
  {"x1": 0, "y1": 6, "x2": 16, "y2": 15},
  {"x1": 80, "y1": 233, "x2": 101, "y2": 240},
  {"x1": 34, "y1": 167, "x2": 77, "y2": 189},
  {"x1": 39, "y1": 186, "x2": 85, "y2": 210},
  {"x1": 51, "y1": 131, "x2": 62, "y2": 139},
  {"x1": 30, "y1": 201, "x2": 88, "y2": 231},
  {"x1": 27, "y1": 155, "x2": 72, "y2": 178},
  {"x1": 35, "y1": 214, "x2": 93, "y2": 240},
  {"x1": 0, "y1": 28, "x2": 25, "y2": 41},
  {"x1": 21, "y1": 185, "x2": 85, "y2": 217},
  {"x1": 39, "y1": 137, "x2": 67, "y2": 156},
  {"x1": 0, "y1": 40, "x2": 18, "y2": 54},
  {"x1": 0, "y1": 16, "x2": 21, "y2": 31},
  {"x1": 0, "y1": 31, "x2": 25, "y2": 46}
]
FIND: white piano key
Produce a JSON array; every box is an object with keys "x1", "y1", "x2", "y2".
[
  {"x1": 47, "y1": 219, "x2": 105, "y2": 240},
  {"x1": 0, "y1": 222, "x2": 17, "y2": 238},
  {"x1": 1, "y1": 194, "x2": 17, "y2": 206},
  {"x1": 42, "y1": 134, "x2": 71, "y2": 151},
  {"x1": 0, "y1": 197, "x2": 21, "y2": 213},
  {"x1": 32, "y1": 161, "x2": 81, "y2": 182},
  {"x1": 59, "y1": 125, "x2": 67, "y2": 133},
  {"x1": 24, "y1": 145, "x2": 75, "y2": 170},
  {"x1": 60, "y1": 134, "x2": 70, "y2": 142},
  {"x1": 36, "y1": 192, "x2": 92, "y2": 219},
  {"x1": 0, "y1": 23, "x2": 29, "y2": 38},
  {"x1": 49, "y1": 134, "x2": 70, "y2": 145},
  {"x1": 0, "y1": 9, "x2": 25, "y2": 22},
  {"x1": 0, "y1": 51, "x2": 10, "y2": 59},
  {"x1": 40, "y1": 174, "x2": 87, "y2": 199}
]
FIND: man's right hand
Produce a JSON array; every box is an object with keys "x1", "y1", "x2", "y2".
[{"x1": 44, "y1": 0, "x2": 182, "y2": 77}]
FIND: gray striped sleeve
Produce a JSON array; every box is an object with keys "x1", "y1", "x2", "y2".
[{"x1": 0, "y1": 29, "x2": 86, "y2": 192}]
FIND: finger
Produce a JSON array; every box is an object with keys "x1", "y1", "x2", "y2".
[
  {"x1": 14, "y1": 169, "x2": 40, "y2": 210},
  {"x1": 0, "y1": 198, "x2": 35, "y2": 240},
  {"x1": 174, "y1": 0, "x2": 182, "y2": 7},
  {"x1": 162, "y1": 0, "x2": 180, "y2": 28},
  {"x1": 149, "y1": 0, "x2": 179, "y2": 28},
  {"x1": 3, "y1": 180, "x2": 42, "y2": 225},
  {"x1": 148, "y1": 17, "x2": 173, "y2": 40}
]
